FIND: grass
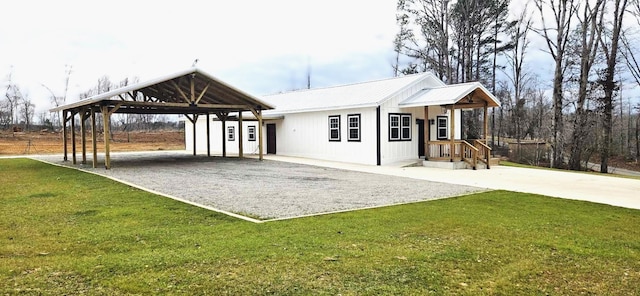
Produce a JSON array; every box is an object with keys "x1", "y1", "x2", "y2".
[{"x1": 2, "y1": 158, "x2": 640, "y2": 295}]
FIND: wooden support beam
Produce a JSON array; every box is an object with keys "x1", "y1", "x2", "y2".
[
  {"x1": 222, "y1": 118, "x2": 227, "y2": 157},
  {"x1": 194, "y1": 82, "x2": 211, "y2": 104},
  {"x1": 248, "y1": 107, "x2": 264, "y2": 160},
  {"x1": 101, "y1": 106, "x2": 111, "y2": 169},
  {"x1": 62, "y1": 110, "x2": 68, "y2": 161},
  {"x1": 257, "y1": 109, "x2": 263, "y2": 161},
  {"x1": 206, "y1": 113, "x2": 211, "y2": 157},
  {"x1": 91, "y1": 108, "x2": 97, "y2": 168},
  {"x1": 170, "y1": 80, "x2": 190, "y2": 103},
  {"x1": 424, "y1": 106, "x2": 429, "y2": 160},
  {"x1": 450, "y1": 105, "x2": 455, "y2": 162},
  {"x1": 483, "y1": 102, "x2": 489, "y2": 145},
  {"x1": 192, "y1": 114, "x2": 198, "y2": 156},
  {"x1": 190, "y1": 76, "x2": 195, "y2": 103},
  {"x1": 80, "y1": 110, "x2": 89, "y2": 164},
  {"x1": 238, "y1": 111, "x2": 243, "y2": 158},
  {"x1": 71, "y1": 111, "x2": 76, "y2": 165}
]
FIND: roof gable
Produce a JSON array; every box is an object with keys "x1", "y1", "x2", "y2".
[
  {"x1": 52, "y1": 67, "x2": 274, "y2": 113},
  {"x1": 399, "y1": 82, "x2": 501, "y2": 108}
]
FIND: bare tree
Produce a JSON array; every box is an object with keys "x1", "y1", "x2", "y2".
[
  {"x1": 19, "y1": 94, "x2": 35, "y2": 131},
  {"x1": 504, "y1": 6, "x2": 534, "y2": 160},
  {"x1": 597, "y1": 0, "x2": 629, "y2": 173},
  {"x1": 534, "y1": 0, "x2": 578, "y2": 168},
  {"x1": 567, "y1": 0, "x2": 605, "y2": 170}
]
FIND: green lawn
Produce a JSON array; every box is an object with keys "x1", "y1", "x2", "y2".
[{"x1": 1, "y1": 158, "x2": 639, "y2": 295}]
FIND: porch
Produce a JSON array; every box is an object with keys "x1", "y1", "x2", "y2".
[
  {"x1": 399, "y1": 81, "x2": 501, "y2": 170},
  {"x1": 425, "y1": 140, "x2": 495, "y2": 170}
]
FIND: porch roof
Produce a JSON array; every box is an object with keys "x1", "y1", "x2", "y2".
[{"x1": 398, "y1": 82, "x2": 500, "y2": 108}]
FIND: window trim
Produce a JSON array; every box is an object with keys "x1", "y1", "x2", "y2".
[
  {"x1": 328, "y1": 115, "x2": 341, "y2": 142},
  {"x1": 389, "y1": 113, "x2": 412, "y2": 141},
  {"x1": 227, "y1": 126, "x2": 235, "y2": 141},
  {"x1": 347, "y1": 114, "x2": 361, "y2": 142},
  {"x1": 437, "y1": 116, "x2": 448, "y2": 140},
  {"x1": 247, "y1": 125, "x2": 256, "y2": 141}
]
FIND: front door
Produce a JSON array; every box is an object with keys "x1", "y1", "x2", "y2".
[
  {"x1": 266, "y1": 123, "x2": 276, "y2": 154},
  {"x1": 417, "y1": 119, "x2": 425, "y2": 158}
]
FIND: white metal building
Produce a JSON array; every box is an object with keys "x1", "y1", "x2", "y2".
[{"x1": 186, "y1": 72, "x2": 500, "y2": 166}]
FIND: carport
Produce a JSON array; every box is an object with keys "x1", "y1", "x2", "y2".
[{"x1": 51, "y1": 67, "x2": 274, "y2": 169}]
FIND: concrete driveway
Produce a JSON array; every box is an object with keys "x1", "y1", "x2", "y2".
[{"x1": 265, "y1": 155, "x2": 640, "y2": 211}]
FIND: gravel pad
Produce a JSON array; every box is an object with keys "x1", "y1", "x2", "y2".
[{"x1": 37, "y1": 153, "x2": 484, "y2": 220}]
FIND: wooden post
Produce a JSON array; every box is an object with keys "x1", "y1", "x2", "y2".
[
  {"x1": 450, "y1": 105, "x2": 455, "y2": 162},
  {"x1": 424, "y1": 106, "x2": 429, "y2": 160},
  {"x1": 258, "y1": 109, "x2": 263, "y2": 161},
  {"x1": 222, "y1": 118, "x2": 227, "y2": 157},
  {"x1": 101, "y1": 106, "x2": 111, "y2": 169},
  {"x1": 483, "y1": 102, "x2": 489, "y2": 145},
  {"x1": 238, "y1": 111, "x2": 243, "y2": 158},
  {"x1": 80, "y1": 110, "x2": 87, "y2": 164},
  {"x1": 206, "y1": 113, "x2": 211, "y2": 157},
  {"x1": 71, "y1": 111, "x2": 76, "y2": 165},
  {"x1": 192, "y1": 114, "x2": 197, "y2": 156},
  {"x1": 62, "y1": 110, "x2": 68, "y2": 161},
  {"x1": 91, "y1": 108, "x2": 97, "y2": 168}
]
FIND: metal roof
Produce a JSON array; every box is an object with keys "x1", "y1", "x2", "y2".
[
  {"x1": 51, "y1": 67, "x2": 274, "y2": 114},
  {"x1": 261, "y1": 72, "x2": 444, "y2": 115},
  {"x1": 398, "y1": 82, "x2": 501, "y2": 108}
]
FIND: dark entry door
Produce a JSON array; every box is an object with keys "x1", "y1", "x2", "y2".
[
  {"x1": 266, "y1": 124, "x2": 276, "y2": 154},
  {"x1": 417, "y1": 119, "x2": 425, "y2": 158}
]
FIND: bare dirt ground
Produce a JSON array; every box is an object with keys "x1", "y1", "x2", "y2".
[{"x1": 0, "y1": 130, "x2": 185, "y2": 155}]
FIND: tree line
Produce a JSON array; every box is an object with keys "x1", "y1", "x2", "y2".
[
  {"x1": 394, "y1": 0, "x2": 640, "y2": 172},
  {"x1": 0, "y1": 68, "x2": 179, "y2": 133}
]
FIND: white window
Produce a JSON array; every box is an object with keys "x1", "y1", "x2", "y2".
[
  {"x1": 437, "y1": 116, "x2": 448, "y2": 140},
  {"x1": 390, "y1": 113, "x2": 411, "y2": 141},
  {"x1": 248, "y1": 126, "x2": 256, "y2": 141},
  {"x1": 347, "y1": 114, "x2": 360, "y2": 141},
  {"x1": 227, "y1": 126, "x2": 235, "y2": 141},
  {"x1": 328, "y1": 115, "x2": 341, "y2": 141}
]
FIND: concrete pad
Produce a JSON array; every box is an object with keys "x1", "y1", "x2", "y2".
[{"x1": 263, "y1": 155, "x2": 640, "y2": 211}]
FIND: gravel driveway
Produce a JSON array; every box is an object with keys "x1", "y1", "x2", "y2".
[{"x1": 37, "y1": 152, "x2": 485, "y2": 220}]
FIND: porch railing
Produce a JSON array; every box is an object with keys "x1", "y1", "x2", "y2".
[
  {"x1": 474, "y1": 140, "x2": 492, "y2": 169},
  {"x1": 427, "y1": 139, "x2": 492, "y2": 170}
]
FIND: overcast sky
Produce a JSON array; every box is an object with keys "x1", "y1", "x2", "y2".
[
  {"x1": 1, "y1": 0, "x2": 400, "y2": 114},
  {"x1": 1, "y1": 0, "x2": 638, "y2": 117}
]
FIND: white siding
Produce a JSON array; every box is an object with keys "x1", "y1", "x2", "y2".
[
  {"x1": 427, "y1": 107, "x2": 462, "y2": 141},
  {"x1": 379, "y1": 79, "x2": 436, "y2": 165},
  {"x1": 273, "y1": 107, "x2": 378, "y2": 165},
  {"x1": 185, "y1": 118, "x2": 261, "y2": 155}
]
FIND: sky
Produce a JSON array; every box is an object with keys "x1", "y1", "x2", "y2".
[
  {"x1": 1, "y1": 0, "x2": 638, "y2": 118},
  {"x1": 1, "y1": 0, "x2": 399, "y2": 115}
]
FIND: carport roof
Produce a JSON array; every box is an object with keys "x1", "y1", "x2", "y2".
[{"x1": 51, "y1": 67, "x2": 274, "y2": 114}]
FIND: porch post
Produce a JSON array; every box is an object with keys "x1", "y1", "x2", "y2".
[
  {"x1": 483, "y1": 102, "x2": 489, "y2": 145},
  {"x1": 450, "y1": 105, "x2": 455, "y2": 162},
  {"x1": 424, "y1": 106, "x2": 429, "y2": 160}
]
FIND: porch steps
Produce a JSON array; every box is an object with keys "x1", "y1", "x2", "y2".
[{"x1": 422, "y1": 157, "x2": 500, "y2": 170}]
